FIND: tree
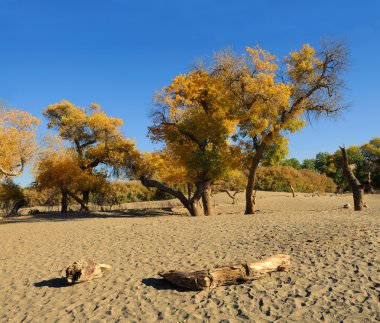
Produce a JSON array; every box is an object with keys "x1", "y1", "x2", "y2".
[
  {"x1": 43, "y1": 100, "x2": 139, "y2": 210},
  {"x1": 301, "y1": 158, "x2": 316, "y2": 171},
  {"x1": 281, "y1": 158, "x2": 301, "y2": 169},
  {"x1": 0, "y1": 178, "x2": 26, "y2": 217},
  {"x1": 34, "y1": 147, "x2": 94, "y2": 212},
  {"x1": 213, "y1": 169, "x2": 247, "y2": 204},
  {"x1": 360, "y1": 137, "x2": 380, "y2": 190},
  {"x1": 0, "y1": 106, "x2": 40, "y2": 177},
  {"x1": 340, "y1": 147, "x2": 363, "y2": 210},
  {"x1": 140, "y1": 68, "x2": 240, "y2": 216},
  {"x1": 222, "y1": 41, "x2": 347, "y2": 214}
]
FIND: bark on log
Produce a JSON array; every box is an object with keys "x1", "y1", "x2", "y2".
[
  {"x1": 158, "y1": 254, "x2": 290, "y2": 291},
  {"x1": 65, "y1": 259, "x2": 111, "y2": 284}
]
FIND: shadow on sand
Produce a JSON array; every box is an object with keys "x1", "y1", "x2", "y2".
[
  {"x1": 34, "y1": 278, "x2": 71, "y2": 288},
  {"x1": 142, "y1": 278, "x2": 188, "y2": 292},
  {"x1": 0, "y1": 208, "x2": 187, "y2": 225}
]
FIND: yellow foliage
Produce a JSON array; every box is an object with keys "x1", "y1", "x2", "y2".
[
  {"x1": 0, "y1": 106, "x2": 40, "y2": 177},
  {"x1": 43, "y1": 100, "x2": 140, "y2": 174},
  {"x1": 149, "y1": 68, "x2": 239, "y2": 183},
  {"x1": 257, "y1": 166, "x2": 336, "y2": 193}
]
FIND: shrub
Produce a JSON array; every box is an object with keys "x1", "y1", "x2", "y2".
[{"x1": 256, "y1": 166, "x2": 336, "y2": 193}]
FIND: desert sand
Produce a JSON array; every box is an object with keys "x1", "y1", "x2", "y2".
[{"x1": 0, "y1": 191, "x2": 379, "y2": 322}]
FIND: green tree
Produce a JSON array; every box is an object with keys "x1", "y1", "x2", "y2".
[
  {"x1": 281, "y1": 158, "x2": 301, "y2": 169},
  {"x1": 301, "y1": 159, "x2": 316, "y2": 171}
]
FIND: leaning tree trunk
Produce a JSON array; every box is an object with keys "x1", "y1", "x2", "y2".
[
  {"x1": 140, "y1": 176, "x2": 203, "y2": 216},
  {"x1": 67, "y1": 190, "x2": 89, "y2": 212},
  {"x1": 201, "y1": 181, "x2": 214, "y2": 216},
  {"x1": 61, "y1": 191, "x2": 68, "y2": 213},
  {"x1": 340, "y1": 147, "x2": 364, "y2": 211},
  {"x1": 80, "y1": 190, "x2": 90, "y2": 212}
]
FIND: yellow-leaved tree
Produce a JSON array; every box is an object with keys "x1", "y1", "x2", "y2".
[
  {"x1": 217, "y1": 41, "x2": 348, "y2": 214},
  {"x1": 140, "y1": 68, "x2": 241, "y2": 216},
  {"x1": 34, "y1": 137, "x2": 108, "y2": 213},
  {"x1": 43, "y1": 100, "x2": 140, "y2": 210},
  {"x1": 0, "y1": 106, "x2": 40, "y2": 177}
]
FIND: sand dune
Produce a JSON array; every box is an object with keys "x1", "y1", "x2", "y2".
[{"x1": 0, "y1": 192, "x2": 379, "y2": 322}]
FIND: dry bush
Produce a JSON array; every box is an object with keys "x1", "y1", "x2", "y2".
[
  {"x1": 23, "y1": 187, "x2": 60, "y2": 210},
  {"x1": 256, "y1": 166, "x2": 336, "y2": 193}
]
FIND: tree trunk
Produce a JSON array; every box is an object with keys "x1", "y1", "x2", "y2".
[
  {"x1": 67, "y1": 190, "x2": 89, "y2": 212},
  {"x1": 289, "y1": 184, "x2": 296, "y2": 198},
  {"x1": 61, "y1": 191, "x2": 68, "y2": 213},
  {"x1": 221, "y1": 189, "x2": 243, "y2": 204},
  {"x1": 245, "y1": 144, "x2": 266, "y2": 215},
  {"x1": 189, "y1": 180, "x2": 204, "y2": 216},
  {"x1": 201, "y1": 181, "x2": 213, "y2": 216},
  {"x1": 80, "y1": 190, "x2": 90, "y2": 212},
  {"x1": 140, "y1": 176, "x2": 202, "y2": 216},
  {"x1": 365, "y1": 172, "x2": 375, "y2": 194},
  {"x1": 340, "y1": 147, "x2": 364, "y2": 211},
  {"x1": 159, "y1": 254, "x2": 290, "y2": 291}
]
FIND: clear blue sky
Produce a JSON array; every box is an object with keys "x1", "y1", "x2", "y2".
[{"x1": 1, "y1": 0, "x2": 379, "y2": 186}]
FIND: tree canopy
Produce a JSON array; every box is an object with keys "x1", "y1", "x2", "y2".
[{"x1": 0, "y1": 106, "x2": 40, "y2": 177}]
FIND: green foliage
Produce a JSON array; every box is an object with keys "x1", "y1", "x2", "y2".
[
  {"x1": 280, "y1": 158, "x2": 301, "y2": 169},
  {"x1": 301, "y1": 159, "x2": 316, "y2": 171},
  {"x1": 256, "y1": 166, "x2": 336, "y2": 193},
  {"x1": 309, "y1": 138, "x2": 380, "y2": 190}
]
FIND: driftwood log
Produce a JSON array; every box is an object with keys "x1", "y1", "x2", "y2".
[
  {"x1": 159, "y1": 254, "x2": 290, "y2": 290},
  {"x1": 65, "y1": 260, "x2": 111, "y2": 284}
]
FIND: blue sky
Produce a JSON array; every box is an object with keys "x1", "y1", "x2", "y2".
[{"x1": 1, "y1": 0, "x2": 379, "y2": 186}]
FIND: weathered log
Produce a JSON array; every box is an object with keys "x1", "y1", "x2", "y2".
[
  {"x1": 159, "y1": 254, "x2": 290, "y2": 290},
  {"x1": 65, "y1": 259, "x2": 111, "y2": 284}
]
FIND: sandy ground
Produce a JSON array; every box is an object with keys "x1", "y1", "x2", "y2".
[{"x1": 0, "y1": 192, "x2": 379, "y2": 322}]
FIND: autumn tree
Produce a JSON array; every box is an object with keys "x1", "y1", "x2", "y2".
[
  {"x1": 218, "y1": 41, "x2": 348, "y2": 214},
  {"x1": 34, "y1": 141, "x2": 109, "y2": 213},
  {"x1": 43, "y1": 100, "x2": 139, "y2": 210},
  {"x1": 0, "y1": 106, "x2": 40, "y2": 177},
  {"x1": 140, "y1": 69, "x2": 240, "y2": 216}
]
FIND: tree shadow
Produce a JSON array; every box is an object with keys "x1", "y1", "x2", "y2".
[
  {"x1": 34, "y1": 277, "x2": 71, "y2": 288},
  {"x1": 0, "y1": 208, "x2": 187, "y2": 225},
  {"x1": 141, "y1": 278, "x2": 188, "y2": 292}
]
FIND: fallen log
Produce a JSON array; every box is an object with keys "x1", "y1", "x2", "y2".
[
  {"x1": 65, "y1": 259, "x2": 111, "y2": 284},
  {"x1": 158, "y1": 254, "x2": 290, "y2": 290}
]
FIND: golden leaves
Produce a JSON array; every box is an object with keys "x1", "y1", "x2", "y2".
[{"x1": 0, "y1": 106, "x2": 40, "y2": 177}]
